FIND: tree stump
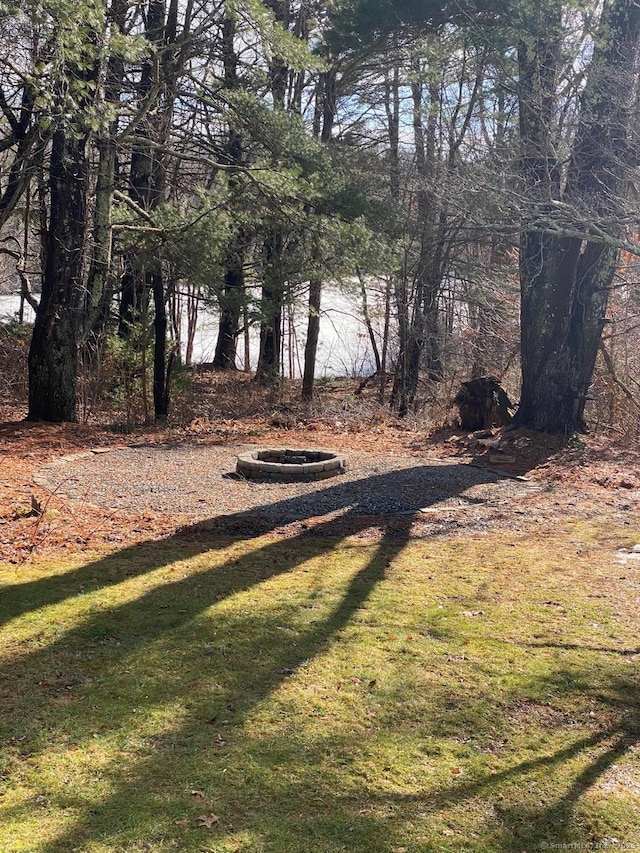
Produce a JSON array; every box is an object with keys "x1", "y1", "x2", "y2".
[{"x1": 454, "y1": 376, "x2": 513, "y2": 431}]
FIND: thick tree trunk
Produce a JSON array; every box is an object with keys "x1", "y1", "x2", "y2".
[
  {"x1": 516, "y1": 0, "x2": 640, "y2": 433},
  {"x1": 516, "y1": 233, "x2": 615, "y2": 433},
  {"x1": 28, "y1": 314, "x2": 79, "y2": 423},
  {"x1": 256, "y1": 316, "x2": 282, "y2": 385},
  {"x1": 28, "y1": 130, "x2": 89, "y2": 421}
]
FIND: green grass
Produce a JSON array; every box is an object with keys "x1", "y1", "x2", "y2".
[{"x1": 1, "y1": 519, "x2": 639, "y2": 852}]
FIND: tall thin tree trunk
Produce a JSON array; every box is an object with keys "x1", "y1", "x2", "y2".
[
  {"x1": 302, "y1": 275, "x2": 321, "y2": 399},
  {"x1": 84, "y1": 0, "x2": 126, "y2": 339},
  {"x1": 379, "y1": 279, "x2": 391, "y2": 402},
  {"x1": 357, "y1": 266, "x2": 381, "y2": 373},
  {"x1": 152, "y1": 268, "x2": 170, "y2": 420},
  {"x1": 255, "y1": 0, "x2": 290, "y2": 387},
  {"x1": 213, "y1": 240, "x2": 244, "y2": 369},
  {"x1": 120, "y1": 0, "x2": 180, "y2": 420},
  {"x1": 213, "y1": 13, "x2": 246, "y2": 370},
  {"x1": 301, "y1": 65, "x2": 338, "y2": 401},
  {"x1": 256, "y1": 232, "x2": 284, "y2": 385}
]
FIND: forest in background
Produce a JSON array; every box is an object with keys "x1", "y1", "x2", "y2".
[{"x1": 0, "y1": 0, "x2": 639, "y2": 435}]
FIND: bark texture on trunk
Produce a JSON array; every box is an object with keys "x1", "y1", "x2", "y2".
[
  {"x1": 28, "y1": 130, "x2": 89, "y2": 421},
  {"x1": 213, "y1": 254, "x2": 243, "y2": 369},
  {"x1": 256, "y1": 233, "x2": 284, "y2": 386},
  {"x1": 516, "y1": 0, "x2": 640, "y2": 433}
]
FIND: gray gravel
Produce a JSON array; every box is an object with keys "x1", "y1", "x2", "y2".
[{"x1": 33, "y1": 443, "x2": 536, "y2": 524}]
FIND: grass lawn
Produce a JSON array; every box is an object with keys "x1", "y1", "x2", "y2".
[{"x1": 1, "y1": 518, "x2": 639, "y2": 852}]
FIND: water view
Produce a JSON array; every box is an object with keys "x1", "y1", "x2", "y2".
[{"x1": 0, "y1": 285, "x2": 382, "y2": 378}]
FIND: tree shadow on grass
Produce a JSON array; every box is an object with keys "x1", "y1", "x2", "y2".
[
  {"x1": 226, "y1": 645, "x2": 639, "y2": 851},
  {"x1": 1, "y1": 462, "x2": 636, "y2": 851},
  {"x1": 365, "y1": 662, "x2": 640, "y2": 851},
  {"x1": 522, "y1": 639, "x2": 640, "y2": 656},
  {"x1": 361, "y1": 723, "x2": 640, "y2": 850},
  {"x1": 0, "y1": 461, "x2": 508, "y2": 627},
  {"x1": 1, "y1": 517, "x2": 412, "y2": 852},
  {"x1": 4, "y1": 463, "x2": 498, "y2": 850}
]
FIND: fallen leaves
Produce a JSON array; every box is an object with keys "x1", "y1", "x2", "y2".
[
  {"x1": 196, "y1": 813, "x2": 220, "y2": 828},
  {"x1": 175, "y1": 810, "x2": 220, "y2": 830},
  {"x1": 172, "y1": 791, "x2": 221, "y2": 831},
  {"x1": 0, "y1": 412, "x2": 637, "y2": 566}
]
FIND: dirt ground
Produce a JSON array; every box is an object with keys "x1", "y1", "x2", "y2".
[{"x1": 1, "y1": 373, "x2": 639, "y2": 563}]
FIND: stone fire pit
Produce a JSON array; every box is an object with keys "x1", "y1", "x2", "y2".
[{"x1": 236, "y1": 447, "x2": 349, "y2": 482}]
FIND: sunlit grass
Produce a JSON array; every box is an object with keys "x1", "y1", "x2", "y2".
[{"x1": 1, "y1": 522, "x2": 639, "y2": 852}]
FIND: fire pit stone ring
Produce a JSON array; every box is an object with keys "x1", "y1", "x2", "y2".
[{"x1": 236, "y1": 447, "x2": 349, "y2": 482}]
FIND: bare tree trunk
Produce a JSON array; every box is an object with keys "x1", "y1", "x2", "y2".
[
  {"x1": 213, "y1": 13, "x2": 246, "y2": 370},
  {"x1": 300, "y1": 65, "x2": 338, "y2": 401},
  {"x1": 121, "y1": 0, "x2": 181, "y2": 420},
  {"x1": 302, "y1": 275, "x2": 321, "y2": 399},
  {"x1": 379, "y1": 279, "x2": 391, "y2": 402},
  {"x1": 152, "y1": 268, "x2": 170, "y2": 420},
  {"x1": 28, "y1": 130, "x2": 90, "y2": 421},
  {"x1": 256, "y1": 231, "x2": 284, "y2": 385},
  {"x1": 516, "y1": 0, "x2": 640, "y2": 433},
  {"x1": 84, "y1": 0, "x2": 127, "y2": 338},
  {"x1": 255, "y1": 0, "x2": 290, "y2": 387},
  {"x1": 357, "y1": 266, "x2": 381, "y2": 373},
  {"x1": 213, "y1": 240, "x2": 244, "y2": 369},
  {"x1": 392, "y1": 69, "x2": 433, "y2": 413}
]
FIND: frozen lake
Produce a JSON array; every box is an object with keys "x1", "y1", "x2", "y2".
[{"x1": 0, "y1": 284, "x2": 385, "y2": 378}]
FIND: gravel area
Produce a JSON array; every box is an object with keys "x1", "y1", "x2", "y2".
[{"x1": 33, "y1": 443, "x2": 538, "y2": 528}]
